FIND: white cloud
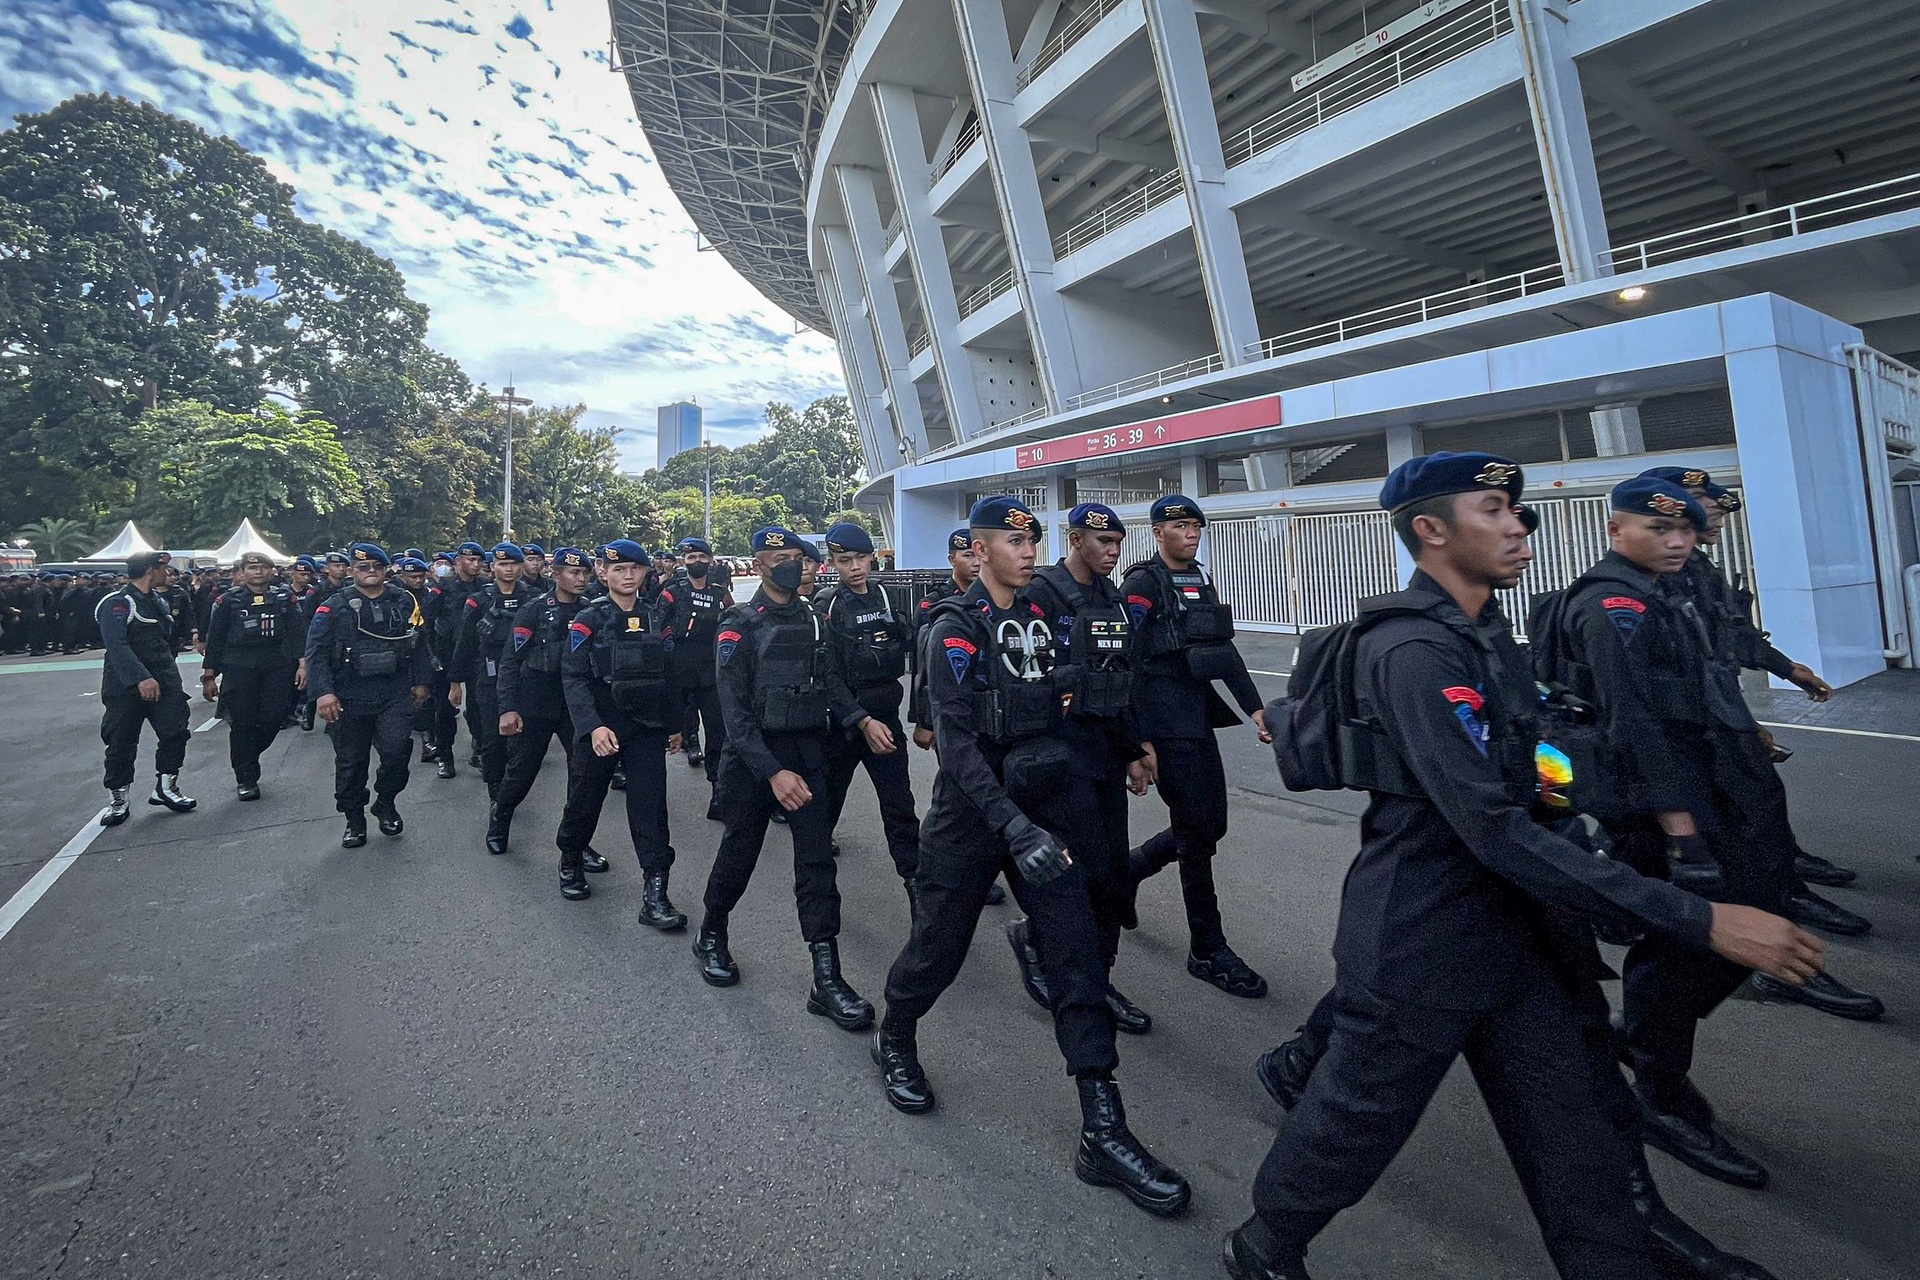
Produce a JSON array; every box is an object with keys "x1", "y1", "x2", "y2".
[{"x1": 0, "y1": 0, "x2": 847, "y2": 472}]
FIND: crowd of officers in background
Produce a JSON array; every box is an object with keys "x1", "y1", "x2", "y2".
[{"x1": 42, "y1": 452, "x2": 1893, "y2": 1280}]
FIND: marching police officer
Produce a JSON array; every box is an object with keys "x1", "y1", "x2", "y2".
[
  {"x1": 693, "y1": 526, "x2": 885, "y2": 1029},
  {"x1": 492, "y1": 547, "x2": 603, "y2": 874},
  {"x1": 200, "y1": 551, "x2": 304, "y2": 800},
  {"x1": 874, "y1": 496, "x2": 1189, "y2": 1217},
  {"x1": 290, "y1": 556, "x2": 325, "y2": 731},
  {"x1": 1003, "y1": 502, "x2": 1153, "y2": 1034},
  {"x1": 452, "y1": 543, "x2": 532, "y2": 805},
  {"x1": 656, "y1": 536, "x2": 732, "y2": 811},
  {"x1": 305, "y1": 543, "x2": 431, "y2": 848},
  {"x1": 816, "y1": 521, "x2": 920, "y2": 908},
  {"x1": 393, "y1": 556, "x2": 444, "y2": 760},
  {"x1": 435, "y1": 541, "x2": 490, "y2": 769},
  {"x1": 96, "y1": 550, "x2": 197, "y2": 825},
  {"x1": 558, "y1": 540, "x2": 678, "y2": 907},
  {"x1": 1228, "y1": 456, "x2": 1814, "y2": 1280},
  {"x1": 320, "y1": 550, "x2": 351, "y2": 595},
  {"x1": 1123, "y1": 495, "x2": 1270, "y2": 998},
  {"x1": 521, "y1": 544, "x2": 551, "y2": 595}
]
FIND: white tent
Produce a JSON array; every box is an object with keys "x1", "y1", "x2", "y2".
[
  {"x1": 209, "y1": 518, "x2": 292, "y2": 565},
  {"x1": 80, "y1": 521, "x2": 158, "y2": 563}
]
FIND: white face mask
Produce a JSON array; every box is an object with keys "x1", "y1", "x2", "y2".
[{"x1": 433, "y1": 564, "x2": 453, "y2": 579}]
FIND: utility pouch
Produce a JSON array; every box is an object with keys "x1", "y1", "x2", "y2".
[{"x1": 1002, "y1": 736, "x2": 1073, "y2": 807}]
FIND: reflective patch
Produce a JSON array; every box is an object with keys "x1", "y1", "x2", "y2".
[
  {"x1": 1442, "y1": 685, "x2": 1490, "y2": 755},
  {"x1": 511, "y1": 624, "x2": 533, "y2": 652}
]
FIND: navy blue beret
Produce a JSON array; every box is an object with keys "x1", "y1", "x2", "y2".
[
  {"x1": 1638, "y1": 465, "x2": 1712, "y2": 490},
  {"x1": 1379, "y1": 452, "x2": 1524, "y2": 512},
  {"x1": 1611, "y1": 477, "x2": 1707, "y2": 530},
  {"x1": 799, "y1": 538, "x2": 823, "y2": 563},
  {"x1": 348, "y1": 542, "x2": 391, "y2": 567},
  {"x1": 1149, "y1": 494, "x2": 1206, "y2": 525},
  {"x1": 967, "y1": 495, "x2": 1041, "y2": 534},
  {"x1": 947, "y1": 528, "x2": 973, "y2": 554},
  {"x1": 677, "y1": 537, "x2": 713, "y2": 556},
  {"x1": 1704, "y1": 481, "x2": 1740, "y2": 512},
  {"x1": 823, "y1": 522, "x2": 874, "y2": 555},
  {"x1": 432, "y1": 551, "x2": 454, "y2": 564},
  {"x1": 457, "y1": 541, "x2": 486, "y2": 557},
  {"x1": 1515, "y1": 504, "x2": 1540, "y2": 535},
  {"x1": 751, "y1": 526, "x2": 804, "y2": 554},
  {"x1": 395, "y1": 557, "x2": 428, "y2": 572},
  {"x1": 552, "y1": 546, "x2": 590, "y2": 568},
  {"x1": 403, "y1": 547, "x2": 426, "y2": 562},
  {"x1": 490, "y1": 542, "x2": 525, "y2": 564},
  {"x1": 324, "y1": 550, "x2": 350, "y2": 565},
  {"x1": 1068, "y1": 502, "x2": 1125, "y2": 535},
  {"x1": 294, "y1": 555, "x2": 320, "y2": 572},
  {"x1": 601, "y1": 539, "x2": 649, "y2": 565},
  {"x1": 522, "y1": 543, "x2": 547, "y2": 558}
]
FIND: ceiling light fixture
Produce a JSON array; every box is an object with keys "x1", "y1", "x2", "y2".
[{"x1": 1617, "y1": 285, "x2": 1648, "y2": 303}]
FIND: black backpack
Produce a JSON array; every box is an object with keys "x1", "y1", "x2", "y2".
[{"x1": 1269, "y1": 591, "x2": 1436, "y2": 796}]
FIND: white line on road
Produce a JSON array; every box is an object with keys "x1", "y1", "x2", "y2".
[
  {"x1": 1759, "y1": 720, "x2": 1920, "y2": 744},
  {"x1": 194, "y1": 713, "x2": 222, "y2": 733},
  {"x1": 1249, "y1": 668, "x2": 1291, "y2": 678},
  {"x1": 0, "y1": 810, "x2": 110, "y2": 945}
]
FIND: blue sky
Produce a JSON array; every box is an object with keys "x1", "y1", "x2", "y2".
[{"x1": 0, "y1": 0, "x2": 847, "y2": 469}]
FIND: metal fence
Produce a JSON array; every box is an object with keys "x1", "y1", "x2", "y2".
[{"x1": 1016, "y1": 0, "x2": 1129, "y2": 90}]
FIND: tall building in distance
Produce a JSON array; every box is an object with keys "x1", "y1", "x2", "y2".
[
  {"x1": 612, "y1": 0, "x2": 1920, "y2": 690},
  {"x1": 656, "y1": 400, "x2": 703, "y2": 471}
]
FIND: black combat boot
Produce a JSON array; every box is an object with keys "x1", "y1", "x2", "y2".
[
  {"x1": 485, "y1": 803, "x2": 512, "y2": 855},
  {"x1": 1005, "y1": 917, "x2": 1051, "y2": 1008},
  {"x1": 148, "y1": 773, "x2": 197, "y2": 813},
  {"x1": 581, "y1": 846, "x2": 610, "y2": 873},
  {"x1": 419, "y1": 736, "x2": 437, "y2": 764},
  {"x1": 705, "y1": 792, "x2": 724, "y2": 822},
  {"x1": 1222, "y1": 1216, "x2": 1313, "y2": 1280},
  {"x1": 371, "y1": 796, "x2": 403, "y2": 837},
  {"x1": 1635, "y1": 1081, "x2": 1767, "y2": 1189},
  {"x1": 1188, "y1": 944, "x2": 1268, "y2": 998},
  {"x1": 342, "y1": 810, "x2": 368, "y2": 848},
  {"x1": 1073, "y1": 1073, "x2": 1191, "y2": 1217},
  {"x1": 692, "y1": 915, "x2": 738, "y2": 986},
  {"x1": 1630, "y1": 1152, "x2": 1779, "y2": 1278},
  {"x1": 558, "y1": 847, "x2": 591, "y2": 900},
  {"x1": 236, "y1": 780, "x2": 261, "y2": 802},
  {"x1": 685, "y1": 728, "x2": 703, "y2": 767},
  {"x1": 468, "y1": 748, "x2": 482, "y2": 769},
  {"x1": 1255, "y1": 1035, "x2": 1321, "y2": 1111},
  {"x1": 871, "y1": 1020, "x2": 934, "y2": 1114},
  {"x1": 637, "y1": 868, "x2": 687, "y2": 930},
  {"x1": 609, "y1": 766, "x2": 626, "y2": 791},
  {"x1": 1106, "y1": 986, "x2": 1151, "y2": 1035},
  {"x1": 805, "y1": 938, "x2": 874, "y2": 1030},
  {"x1": 101, "y1": 787, "x2": 131, "y2": 827},
  {"x1": 435, "y1": 753, "x2": 456, "y2": 779},
  {"x1": 297, "y1": 702, "x2": 315, "y2": 731}
]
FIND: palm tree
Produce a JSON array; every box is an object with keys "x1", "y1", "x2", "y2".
[{"x1": 12, "y1": 517, "x2": 95, "y2": 561}]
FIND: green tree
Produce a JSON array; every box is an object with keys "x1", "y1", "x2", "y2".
[{"x1": 10, "y1": 516, "x2": 93, "y2": 560}]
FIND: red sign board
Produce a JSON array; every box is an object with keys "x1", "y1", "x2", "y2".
[{"x1": 1014, "y1": 395, "x2": 1282, "y2": 469}]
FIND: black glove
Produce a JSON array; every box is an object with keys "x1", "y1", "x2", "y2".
[
  {"x1": 1667, "y1": 832, "x2": 1714, "y2": 867},
  {"x1": 1006, "y1": 820, "x2": 1072, "y2": 887}
]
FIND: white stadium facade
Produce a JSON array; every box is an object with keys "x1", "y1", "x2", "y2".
[{"x1": 610, "y1": 0, "x2": 1920, "y2": 687}]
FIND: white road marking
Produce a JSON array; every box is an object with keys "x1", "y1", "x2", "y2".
[
  {"x1": 1249, "y1": 668, "x2": 1292, "y2": 678},
  {"x1": 0, "y1": 810, "x2": 111, "y2": 945},
  {"x1": 1759, "y1": 720, "x2": 1920, "y2": 744},
  {"x1": 194, "y1": 713, "x2": 222, "y2": 733}
]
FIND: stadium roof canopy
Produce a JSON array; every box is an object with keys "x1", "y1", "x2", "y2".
[{"x1": 608, "y1": 0, "x2": 871, "y2": 334}]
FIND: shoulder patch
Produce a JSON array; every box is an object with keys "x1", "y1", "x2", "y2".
[
  {"x1": 511, "y1": 623, "x2": 533, "y2": 651},
  {"x1": 943, "y1": 633, "x2": 977, "y2": 684},
  {"x1": 1603, "y1": 595, "x2": 1647, "y2": 640},
  {"x1": 568, "y1": 619, "x2": 593, "y2": 651},
  {"x1": 1442, "y1": 685, "x2": 1490, "y2": 755},
  {"x1": 716, "y1": 627, "x2": 742, "y2": 665},
  {"x1": 1126, "y1": 592, "x2": 1152, "y2": 625},
  {"x1": 313, "y1": 604, "x2": 330, "y2": 616},
  {"x1": 465, "y1": 596, "x2": 479, "y2": 610},
  {"x1": 1601, "y1": 595, "x2": 1646, "y2": 614}
]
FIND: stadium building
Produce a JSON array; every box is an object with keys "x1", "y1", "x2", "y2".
[{"x1": 610, "y1": 0, "x2": 1920, "y2": 686}]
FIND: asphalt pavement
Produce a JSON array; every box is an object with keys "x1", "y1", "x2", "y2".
[{"x1": 1, "y1": 636, "x2": 1916, "y2": 1279}]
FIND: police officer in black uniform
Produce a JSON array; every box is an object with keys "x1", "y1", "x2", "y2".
[
  {"x1": 320, "y1": 549, "x2": 351, "y2": 596},
  {"x1": 492, "y1": 546, "x2": 604, "y2": 874},
  {"x1": 436, "y1": 541, "x2": 490, "y2": 769},
  {"x1": 656, "y1": 536, "x2": 732, "y2": 811},
  {"x1": 693, "y1": 525, "x2": 885, "y2": 1030},
  {"x1": 290, "y1": 556, "x2": 325, "y2": 731},
  {"x1": 1003, "y1": 502, "x2": 1153, "y2": 1034},
  {"x1": 392, "y1": 557, "x2": 444, "y2": 759},
  {"x1": 96, "y1": 551, "x2": 198, "y2": 825},
  {"x1": 521, "y1": 544, "x2": 551, "y2": 596},
  {"x1": 1123, "y1": 495, "x2": 1270, "y2": 998},
  {"x1": 816, "y1": 521, "x2": 920, "y2": 908},
  {"x1": 305, "y1": 543, "x2": 431, "y2": 848},
  {"x1": 559, "y1": 540, "x2": 678, "y2": 907},
  {"x1": 200, "y1": 551, "x2": 304, "y2": 800},
  {"x1": 874, "y1": 497, "x2": 1189, "y2": 1218},
  {"x1": 453, "y1": 542, "x2": 532, "y2": 807},
  {"x1": 1224, "y1": 456, "x2": 1817, "y2": 1280}
]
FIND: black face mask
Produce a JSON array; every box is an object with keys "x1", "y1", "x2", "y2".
[
  {"x1": 768, "y1": 560, "x2": 804, "y2": 593},
  {"x1": 687, "y1": 562, "x2": 708, "y2": 581}
]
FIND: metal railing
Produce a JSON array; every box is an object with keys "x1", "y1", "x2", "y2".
[
  {"x1": 988, "y1": 404, "x2": 1051, "y2": 431},
  {"x1": 1850, "y1": 345, "x2": 1920, "y2": 455},
  {"x1": 1223, "y1": 0, "x2": 1513, "y2": 167},
  {"x1": 931, "y1": 116, "x2": 982, "y2": 184},
  {"x1": 1016, "y1": 0, "x2": 1129, "y2": 90},
  {"x1": 1065, "y1": 350, "x2": 1223, "y2": 411},
  {"x1": 1244, "y1": 263, "x2": 1566, "y2": 362},
  {"x1": 907, "y1": 330, "x2": 932, "y2": 358},
  {"x1": 958, "y1": 267, "x2": 1016, "y2": 319},
  {"x1": 1052, "y1": 168, "x2": 1185, "y2": 259},
  {"x1": 1602, "y1": 170, "x2": 1920, "y2": 274}
]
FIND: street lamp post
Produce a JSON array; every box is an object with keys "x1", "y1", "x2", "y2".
[
  {"x1": 494, "y1": 384, "x2": 533, "y2": 541},
  {"x1": 703, "y1": 435, "x2": 715, "y2": 543}
]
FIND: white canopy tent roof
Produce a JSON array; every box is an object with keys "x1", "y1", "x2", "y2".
[
  {"x1": 209, "y1": 519, "x2": 292, "y2": 565},
  {"x1": 79, "y1": 521, "x2": 158, "y2": 563}
]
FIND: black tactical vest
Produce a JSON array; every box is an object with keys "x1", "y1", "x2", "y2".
[
  {"x1": 588, "y1": 603, "x2": 670, "y2": 726},
  {"x1": 474, "y1": 586, "x2": 525, "y2": 662},
  {"x1": 678, "y1": 577, "x2": 726, "y2": 641},
  {"x1": 335, "y1": 590, "x2": 417, "y2": 677},
  {"x1": 752, "y1": 603, "x2": 832, "y2": 732},
  {"x1": 826, "y1": 585, "x2": 908, "y2": 686},
  {"x1": 1136, "y1": 560, "x2": 1237, "y2": 679},
  {"x1": 224, "y1": 585, "x2": 293, "y2": 648},
  {"x1": 1031, "y1": 564, "x2": 1132, "y2": 720},
  {"x1": 513, "y1": 596, "x2": 572, "y2": 674}
]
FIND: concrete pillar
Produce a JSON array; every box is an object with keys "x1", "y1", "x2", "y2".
[
  {"x1": 1726, "y1": 324, "x2": 1884, "y2": 687},
  {"x1": 816, "y1": 257, "x2": 899, "y2": 479},
  {"x1": 896, "y1": 479, "x2": 959, "y2": 571},
  {"x1": 950, "y1": 0, "x2": 1084, "y2": 406},
  {"x1": 830, "y1": 172, "x2": 933, "y2": 458},
  {"x1": 1245, "y1": 448, "x2": 1288, "y2": 492},
  {"x1": 871, "y1": 82, "x2": 989, "y2": 441},
  {"x1": 1591, "y1": 403, "x2": 1645, "y2": 455},
  {"x1": 1142, "y1": 0, "x2": 1263, "y2": 365},
  {"x1": 1514, "y1": 0, "x2": 1613, "y2": 283}
]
